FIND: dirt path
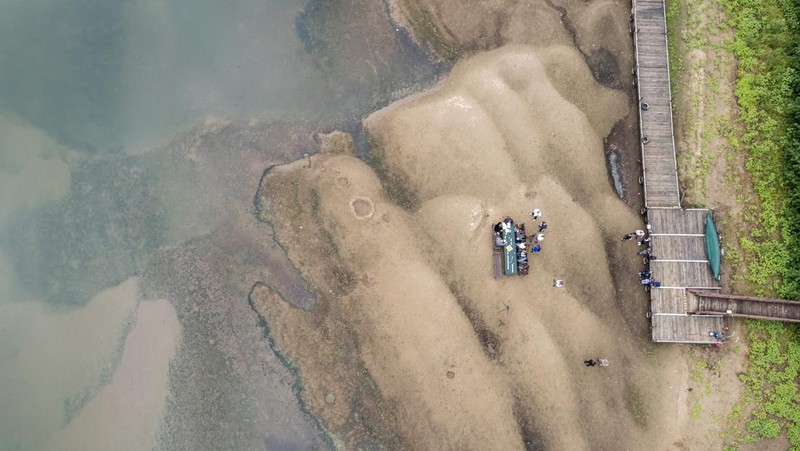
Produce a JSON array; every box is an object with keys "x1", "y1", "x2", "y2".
[{"x1": 667, "y1": 0, "x2": 761, "y2": 446}]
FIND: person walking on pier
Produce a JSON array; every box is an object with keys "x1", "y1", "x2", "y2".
[{"x1": 641, "y1": 279, "x2": 661, "y2": 287}]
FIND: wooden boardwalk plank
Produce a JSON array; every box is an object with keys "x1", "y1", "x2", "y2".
[
  {"x1": 634, "y1": 0, "x2": 680, "y2": 209},
  {"x1": 651, "y1": 288, "x2": 686, "y2": 313},
  {"x1": 690, "y1": 291, "x2": 800, "y2": 322},
  {"x1": 648, "y1": 208, "x2": 708, "y2": 234},
  {"x1": 650, "y1": 314, "x2": 724, "y2": 343},
  {"x1": 651, "y1": 260, "x2": 717, "y2": 287},
  {"x1": 650, "y1": 235, "x2": 708, "y2": 260},
  {"x1": 633, "y1": 0, "x2": 733, "y2": 340}
]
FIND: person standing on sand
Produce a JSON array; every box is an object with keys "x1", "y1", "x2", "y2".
[
  {"x1": 494, "y1": 222, "x2": 504, "y2": 235},
  {"x1": 532, "y1": 244, "x2": 541, "y2": 253},
  {"x1": 531, "y1": 208, "x2": 541, "y2": 220},
  {"x1": 622, "y1": 233, "x2": 635, "y2": 241},
  {"x1": 536, "y1": 233, "x2": 545, "y2": 243},
  {"x1": 553, "y1": 279, "x2": 564, "y2": 287},
  {"x1": 538, "y1": 221, "x2": 548, "y2": 232}
]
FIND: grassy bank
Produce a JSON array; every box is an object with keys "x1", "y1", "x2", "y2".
[
  {"x1": 719, "y1": 0, "x2": 800, "y2": 447},
  {"x1": 667, "y1": 0, "x2": 800, "y2": 447},
  {"x1": 721, "y1": 0, "x2": 800, "y2": 298}
]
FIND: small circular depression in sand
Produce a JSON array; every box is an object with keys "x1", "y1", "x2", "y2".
[{"x1": 350, "y1": 197, "x2": 374, "y2": 220}]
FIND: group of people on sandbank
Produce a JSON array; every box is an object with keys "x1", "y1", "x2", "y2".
[
  {"x1": 493, "y1": 209, "x2": 549, "y2": 276},
  {"x1": 524, "y1": 209, "x2": 548, "y2": 277},
  {"x1": 622, "y1": 226, "x2": 661, "y2": 288}
]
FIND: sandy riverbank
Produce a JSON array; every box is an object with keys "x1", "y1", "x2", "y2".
[{"x1": 253, "y1": 43, "x2": 701, "y2": 449}]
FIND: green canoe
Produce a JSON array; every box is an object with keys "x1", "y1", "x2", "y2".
[{"x1": 705, "y1": 214, "x2": 721, "y2": 281}]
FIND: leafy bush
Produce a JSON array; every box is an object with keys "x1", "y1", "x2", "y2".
[{"x1": 710, "y1": 0, "x2": 800, "y2": 445}]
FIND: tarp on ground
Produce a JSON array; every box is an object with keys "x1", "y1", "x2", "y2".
[{"x1": 705, "y1": 214, "x2": 721, "y2": 281}]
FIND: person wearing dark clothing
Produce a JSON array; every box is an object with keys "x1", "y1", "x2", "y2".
[
  {"x1": 539, "y1": 221, "x2": 548, "y2": 232},
  {"x1": 639, "y1": 270, "x2": 651, "y2": 279},
  {"x1": 584, "y1": 359, "x2": 597, "y2": 367},
  {"x1": 622, "y1": 233, "x2": 635, "y2": 241}
]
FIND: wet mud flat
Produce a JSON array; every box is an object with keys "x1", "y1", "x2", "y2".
[
  {"x1": 0, "y1": 0, "x2": 663, "y2": 449},
  {"x1": 0, "y1": 0, "x2": 450, "y2": 447}
]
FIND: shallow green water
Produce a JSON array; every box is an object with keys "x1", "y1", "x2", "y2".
[{"x1": 0, "y1": 0, "x2": 440, "y2": 448}]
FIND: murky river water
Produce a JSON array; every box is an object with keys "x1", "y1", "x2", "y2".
[{"x1": 0, "y1": 0, "x2": 440, "y2": 448}]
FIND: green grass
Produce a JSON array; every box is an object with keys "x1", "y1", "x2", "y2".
[
  {"x1": 691, "y1": 401, "x2": 703, "y2": 421},
  {"x1": 667, "y1": 0, "x2": 800, "y2": 447},
  {"x1": 718, "y1": 0, "x2": 800, "y2": 297},
  {"x1": 666, "y1": 0, "x2": 739, "y2": 205},
  {"x1": 693, "y1": 359, "x2": 709, "y2": 383},
  {"x1": 717, "y1": 0, "x2": 800, "y2": 444},
  {"x1": 735, "y1": 322, "x2": 800, "y2": 446}
]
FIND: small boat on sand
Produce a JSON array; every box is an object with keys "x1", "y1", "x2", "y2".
[{"x1": 492, "y1": 217, "x2": 529, "y2": 277}]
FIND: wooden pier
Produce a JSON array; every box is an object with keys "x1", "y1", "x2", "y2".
[
  {"x1": 632, "y1": 0, "x2": 723, "y2": 343},
  {"x1": 690, "y1": 290, "x2": 800, "y2": 322},
  {"x1": 646, "y1": 208, "x2": 724, "y2": 343},
  {"x1": 633, "y1": 0, "x2": 681, "y2": 208},
  {"x1": 629, "y1": 0, "x2": 800, "y2": 342}
]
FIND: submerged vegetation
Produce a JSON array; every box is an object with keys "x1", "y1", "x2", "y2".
[{"x1": 395, "y1": 0, "x2": 462, "y2": 62}]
